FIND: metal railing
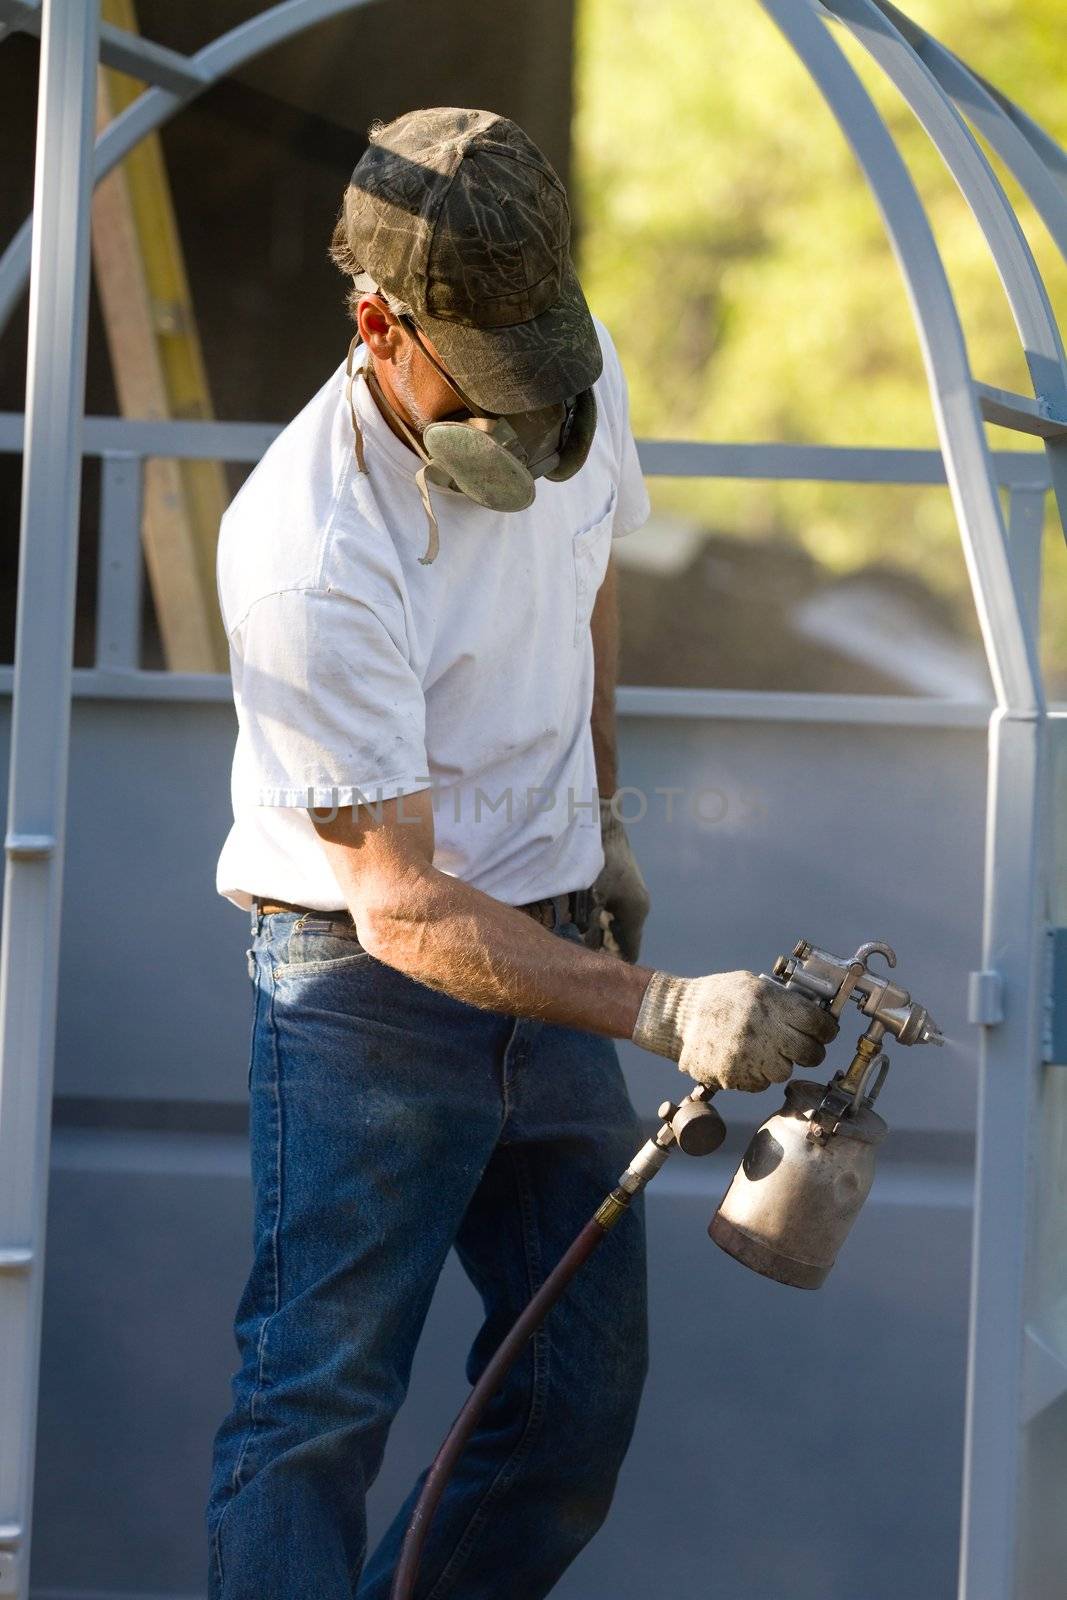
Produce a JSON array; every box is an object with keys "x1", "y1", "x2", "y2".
[{"x1": 0, "y1": 410, "x2": 1050, "y2": 703}]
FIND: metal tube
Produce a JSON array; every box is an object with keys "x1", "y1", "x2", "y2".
[
  {"x1": 0, "y1": 4, "x2": 98, "y2": 1596},
  {"x1": 761, "y1": 0, "x2": 1039, "y2": 713},
  {"x1": 860, "y1": 1, "x2": 1067, "y2": 262},
  {"x1": 95, "y1": 453, "x2": 144, "y2": 671},
  {"x1": 958, "y1": 710, "x2": 1049, "y2": 1600}
]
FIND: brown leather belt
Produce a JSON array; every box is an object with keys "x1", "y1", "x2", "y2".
[{"x1": 254, "y1": 889, "x2": 591, "y2": 932}]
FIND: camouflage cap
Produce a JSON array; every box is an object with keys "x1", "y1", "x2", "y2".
[{"x1": 339, "y1": 107, "x2": 603, "y2": 414}]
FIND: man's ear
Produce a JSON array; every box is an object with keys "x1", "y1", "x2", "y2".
[{"x1": 356, "y1": 295, "x2": 402, "y2": 363}]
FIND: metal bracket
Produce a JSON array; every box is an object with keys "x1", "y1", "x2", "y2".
[
  {"x1": 3, "y1": 832, "x2": 55, "y2": 859},
  {"x1": 1043, "y1": 929, "x2": 1067, "y2": 1064},
  {"x1": 1022, "y1": 1325, "x2": 1067, "y2": 1425},
  {"x1": 968, "y1": 969, "x2": 1005, "y2": 1027}
]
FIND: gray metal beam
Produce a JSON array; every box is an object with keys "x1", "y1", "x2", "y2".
[
  {"x1": 0, "y1": 668, "x2": 1002, "y2": 726},
  {"x1": 0, "y1": 413, "x2": 284, "y2": 461},
  {"x1": 616, "y1": 686, "x2": 992, "y2": 727},
  {"x1": 0, "y1": 415, "x2": 1052, "y2": 489},
  {"x1": 978, "y1": 383, "x2": 1067, "y2": 440},
  {"x1": 0, "y1": 5, "x2": 98, "y2": 1597},
  {"x1": 635, "y1": 437, "x2": 1050, "y2": 489},
  {"x1": 95, "y1": 453, "x2": 143, "y2": 671},
  {"x1": 95, "y1": 19, "x2": 206, "y2": 94},
  {"x1": 0, "y1": 0, "x2": 206, "y2": 93}
]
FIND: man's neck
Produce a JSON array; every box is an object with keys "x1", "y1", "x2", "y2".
[{"x1": 366, "y1": 355, "x2": 423, "y2": 453}]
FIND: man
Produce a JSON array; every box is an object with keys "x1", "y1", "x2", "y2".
[{"x1": 206, "y1": 108, "x2": 835, "y2": 1600}]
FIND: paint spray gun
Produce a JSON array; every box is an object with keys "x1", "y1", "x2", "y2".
[
  {"x1": 390, "y1": 937, "x2": 944, "y2": 1594},
  {"x1": 635, "y1": 938, "x2": 944, "y2": 1287}
]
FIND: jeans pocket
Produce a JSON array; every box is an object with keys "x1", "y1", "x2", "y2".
[{"x1": 274, "y1": 916, "x2": 373, "y2": 978}]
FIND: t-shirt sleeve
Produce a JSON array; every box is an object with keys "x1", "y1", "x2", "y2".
[
  {"x1": 612, "y1": 408, "x2": 650, "y2": 540},
  {"x1": 232, "y1": 587, "x2": 430, "y2": 809},
  {"x1": 595, "y1": 320, "x2": 651, "y2": 540}
]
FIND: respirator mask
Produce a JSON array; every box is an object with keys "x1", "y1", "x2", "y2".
[{"x1": 345, "y1": 290, "x2": 598, "y2": 564}]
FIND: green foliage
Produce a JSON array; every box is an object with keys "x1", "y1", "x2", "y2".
[{"x1": 573, "y1": 0, "x2": 1067, "y2": 685}]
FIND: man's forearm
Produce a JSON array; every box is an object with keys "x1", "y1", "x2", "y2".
[{"x1": 320, "y1": 822, "x2": 652, "y2": 1036}]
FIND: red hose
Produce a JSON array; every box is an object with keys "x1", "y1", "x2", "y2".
[{"x1": 388, "y1": 1194, "x2": 628, "y2": 1600}]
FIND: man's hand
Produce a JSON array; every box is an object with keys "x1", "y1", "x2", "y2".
[
  {"x1": 632, "y1": 969, "x2": 839, "y2": 1092},
  {"x1": 588, "y1": 800, "x2": 650, "y2": 963}
]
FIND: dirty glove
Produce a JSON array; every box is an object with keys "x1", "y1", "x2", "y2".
[
  {"x1": 586, "y1": 798, "x2": 650, "y2": 963},
  {"x1": 632, "y1": 969, "x2": 839, "y2": 1092}
]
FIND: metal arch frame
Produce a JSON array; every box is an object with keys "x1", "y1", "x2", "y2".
[
  {"x1": 765, "y1": 0, "x2": 1039, "y2": 713},
  {"x1": 867, "y1": 0, "x2": 1067, "y2": 261},
  {"x1": 821, "y1": 0, "x2": 1067, "y2": 530},
  {"x1": 764, "y1": 5, "x2": 1066, "y2": 1598},
  {"x1": 805, "y1": 12, "x2": 1067, "y2": 1592},
  {"x1": 2, "y1": 2, "x2": 1066, "y2": 1598}
]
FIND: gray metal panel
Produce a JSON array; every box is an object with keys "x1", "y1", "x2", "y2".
[
  {"x1": 611, "y1": 713, "x2": 983, "y2": 1136},
  {"x1": 31, "y1": 1140, "x2": 972, "y2": 1600},
  {"x1": 0, "y1": 697, "x2": 982, "y2": 1123},
  {"x1": 23, "y1": 699, "x2": 984, "y2": 1599}
]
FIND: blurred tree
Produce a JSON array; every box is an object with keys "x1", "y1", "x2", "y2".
[{"x1": 574, "y1": 0, "x2": 1067, "y2": 685}]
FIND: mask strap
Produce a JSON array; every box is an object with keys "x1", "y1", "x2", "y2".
[
  {"x1": 397, "y1": 314, "x2": 488, "y2": 418},
  {"x1": 363, "y1": 364, "x2": 442, "y2": 565},
  {"x1": 345, "y1": 334, "x2": 368, "y2": 475},
  {"x1": 413, "y1": 464, "x2": 441, "y2": 566}
]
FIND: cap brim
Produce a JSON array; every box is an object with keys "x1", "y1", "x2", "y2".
[{"x1": 413, "y1": 257, "x2": 603, "y2": 414}]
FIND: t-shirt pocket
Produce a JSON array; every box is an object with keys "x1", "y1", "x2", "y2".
[{"x1": 572, "y1": 486, "x2": 618, "y2": 646}]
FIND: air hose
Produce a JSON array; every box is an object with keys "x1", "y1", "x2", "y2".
[{"x1": 388, "y1": 1086, "x2": 726, "y2": 1600}]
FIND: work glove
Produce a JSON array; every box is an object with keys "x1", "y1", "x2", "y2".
[
  {"x1": 632, "y1": 969, "x2": 839, "y2": 1092},
  {"x1": 586, "y1": 798, "x2": 650, "y2": 963}
]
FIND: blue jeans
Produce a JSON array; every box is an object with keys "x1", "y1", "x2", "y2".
[{"x1": 206, "y1": 906, "x2": 648, "y2": 1599}]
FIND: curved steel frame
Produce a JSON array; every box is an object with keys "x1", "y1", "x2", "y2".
[
  {"x1": 2, "y1": 2, "x2": 1066, "y2": 1596},
  {"x1": 764, "y1": 10, "x2": 1067, "y2": 1599}
]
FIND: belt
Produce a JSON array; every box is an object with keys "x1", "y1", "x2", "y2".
[{"x1": 254, "y1": 888, "x2": 592, "y2": 933}]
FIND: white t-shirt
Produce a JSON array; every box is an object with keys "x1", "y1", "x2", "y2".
[{"x1": 215, "y1": 317, "x2": 650, "y2": 913}]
